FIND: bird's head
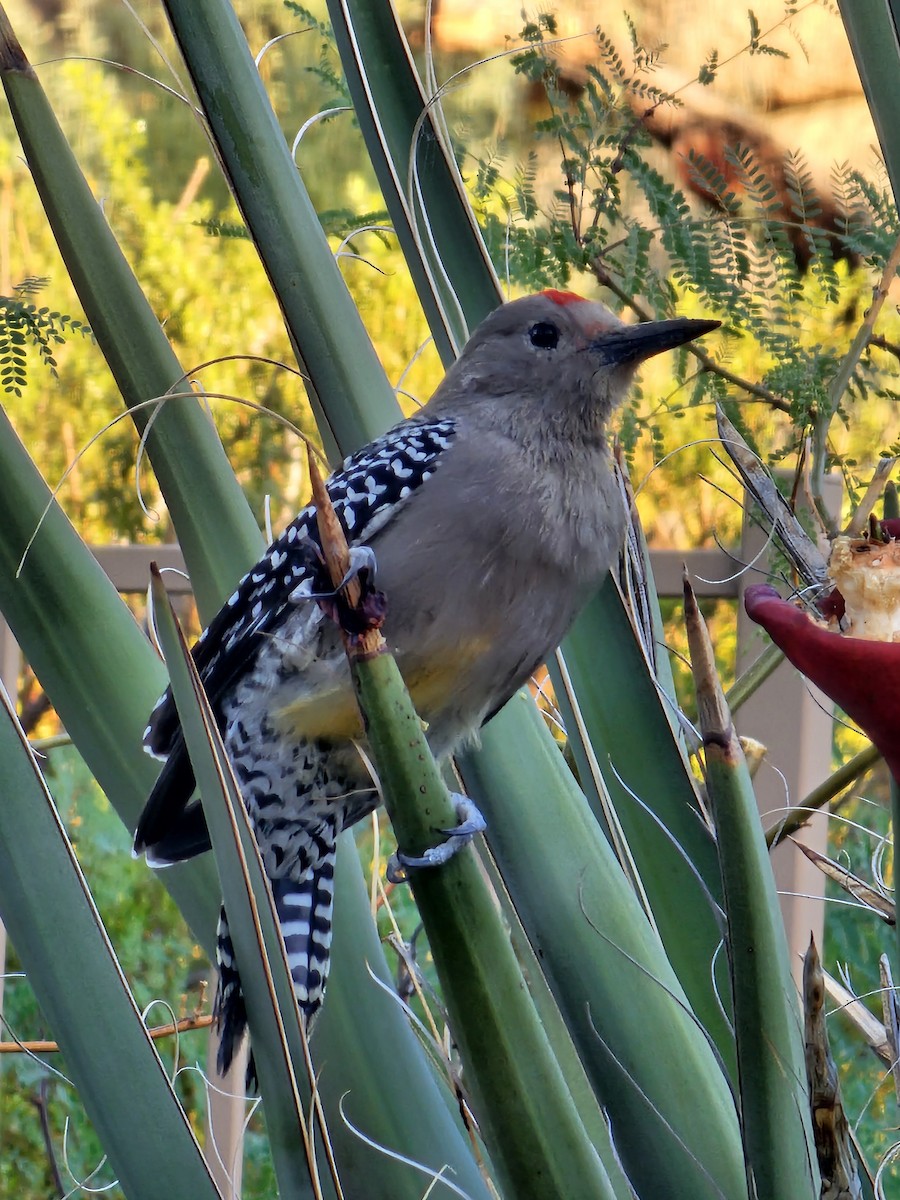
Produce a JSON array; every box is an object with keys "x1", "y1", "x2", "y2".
[{"x1": 427, "y1": 290, "x2": 719, "y2": 447}]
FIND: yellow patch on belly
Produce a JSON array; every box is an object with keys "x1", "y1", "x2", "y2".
[
  {"x1": 273, "y1": 685, "x2": 363, "y2": 742},
  {"x1": 401, "y1": 637, "x2": 494, "y2": 714},
  {"x1": 272, "y1": 638, "x2": 493, "y2": 741}
]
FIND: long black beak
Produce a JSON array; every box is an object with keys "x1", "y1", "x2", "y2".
[{"x1": 595, "y1": 317, "x2": 720, "y2": 366}]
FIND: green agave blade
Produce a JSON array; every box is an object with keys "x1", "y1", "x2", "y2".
[
  {"x1": 685, "y1": 581, "x2": 818, "y2": 1199},
  {"x1": 838, "y1": 1, "x2": 900, "y2": 218},
  {"x1": 0, "y1": 404, "x2": 219, "y2": 940},
  {"x1": 551, "y1": 574, "x2": 735, "y2": 1075},
  {"x1": 350, "y1": 638, "x2": 619, "y2": 1199},
  {"x1": 0, "y1": 688, "x2": 221, "y2": 1200},
  {"x1": 460, "y1": 695, "x2": 748, "y2": 1200},
  {"x1": 463, "y1": 846, "x2": 637, "y2": 1199},
  {"x1": 324, "y1": 0, "x2": 501, "y2": 362},
  {"x1": 150, "y1": 567, "x2": 335, "y2": 1200},
  {"x1": 0, "y1": 11, "x2": 261, "y2": 617},
  {"x1": 162, "y1": 0, "x2": 401, "y2": 461}
]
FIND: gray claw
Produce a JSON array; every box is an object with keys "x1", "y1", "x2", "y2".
[
  {"x1": 440, "y1": 795, "x2": 487, "y2": 840},
  {"x1": 387, "y1": 794, "x2": 486, "y2": 884},
  {"x1": 386, "y1": 853, "x2": 410, "y2": 885},
  {"x1": 341, "y1": 545, "x2": 377, "y2": 587},
  {"x1": 294, "y1": 545, "x2": 378, "y2": 604}
]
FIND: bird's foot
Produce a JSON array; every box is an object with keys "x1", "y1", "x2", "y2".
[
  {"x1": 386, "y1": 794, "x2": 486, "y2": 884},
  {"x1": 296, "y1": 545, "x2": 377, "y2": 602},
  {"x1": 336, "y1": 545, "x2": 377, "y2": 590},
  {"x1": 298, "y1": 545, "x2": 386, "y2": 635}
]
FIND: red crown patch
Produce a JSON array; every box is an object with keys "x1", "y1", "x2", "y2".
[{"x1": 540, "y1": 289, "x2": 587, "y2": 307}]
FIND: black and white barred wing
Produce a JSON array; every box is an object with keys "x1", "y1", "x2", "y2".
[{"x1": 141, "y1": 417, "x2": 458, "y2": 762}]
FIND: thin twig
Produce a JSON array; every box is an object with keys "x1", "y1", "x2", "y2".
[
  {"x1": 765, "y1": 743, "x2": 882, "y2": 847},
  {"x1": 811, "y1": 232, "x2": 900, "y2": 497},
  {"x1": 0, "y1": 1013, "x2": 214, "y2": 1054},
  {"x1": 869, "y1": 333, "x2": 900, "y2": 361}
]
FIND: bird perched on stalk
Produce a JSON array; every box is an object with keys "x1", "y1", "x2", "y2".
[{"x1": 134, "y1": 289, "x2": 718, "y2": 1075}]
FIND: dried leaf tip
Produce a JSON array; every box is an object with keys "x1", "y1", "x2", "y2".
[
  {"x1": 803, "y1": 934, "x2": 861, "y2": 1198},
  {"x1": 0, "y1": 9, "x2": 35, "y2": 75},
  {"x1": 307, "y1": 443, "x2": 356, "y2": 602},
  {"x1": 684, "y1": 572, "x2": 734, "y2": 748},
  {"x1": 681, "y1": 565, "x2": 697, "y2": 614},
  {"x1": 306, "y1": 444, "x2": 385, "y2": 655},
  {"x1": 802, "y1": 933, "x2": 824, "y2": 1015}
]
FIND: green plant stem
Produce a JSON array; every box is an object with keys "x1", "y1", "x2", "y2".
[
  {"x1": 685, "y1": 578, "x2": 818, "y2": 1199},
  {"x1": 351, "y1": 648, "x2": 618, "y2": 1200},
  {"x1": 766, "y1": 743, "x2": 882, "y2": 848},
  {"x1": 726, "y1": 640, "x2": 783, "y2": 714}
]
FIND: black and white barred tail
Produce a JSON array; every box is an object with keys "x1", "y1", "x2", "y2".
[{"x1": 214, "y1": 853, "x2": 337, "y2": 1080}]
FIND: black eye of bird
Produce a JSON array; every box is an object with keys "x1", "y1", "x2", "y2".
[{"x1": 528, "y1": 321, "x2": 560, "y2": 350}]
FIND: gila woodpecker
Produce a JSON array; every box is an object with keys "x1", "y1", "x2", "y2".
[{"x1": 134, "y1": 289, "x2": 718, "y2": 1074}]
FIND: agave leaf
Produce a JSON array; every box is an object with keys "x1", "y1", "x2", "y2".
[
  {"x1": 324, "y1": 0, "x2": 501, "y2": 361},
  {"x1": 0, "y1": 404, "x2": 220, "y2": 941},
  {"x1": 313, "y1": 834, "x2": 495, "y2": 1200},
  {"x1": 0, "y1": 10, "x2": 261, "y2": 617},
  {"x1": 149, "y1": 565, "x2": 336, "y2": 1200},
  {"x1": 460, "y1": 695, "x2": 749, "y2": 1200},
  {"x1": 162, "y1": 0, "x2": 401, "y2": 461},
  {"x1": 551, "y1": 572, "x2": 735, "y2": 1075},
  {"x1": 0, "y1": 685, "x2": 221, "y2": 1200},
  {"x1": 473, "y1": 843, "x2": 639, "y2": 1200},
  {"x1": 348, "y1": 618, "x2": 620, "y2": 1199},
  {"x1": 685, "y1": 577, "x2": 818, "y2": 1199}
]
